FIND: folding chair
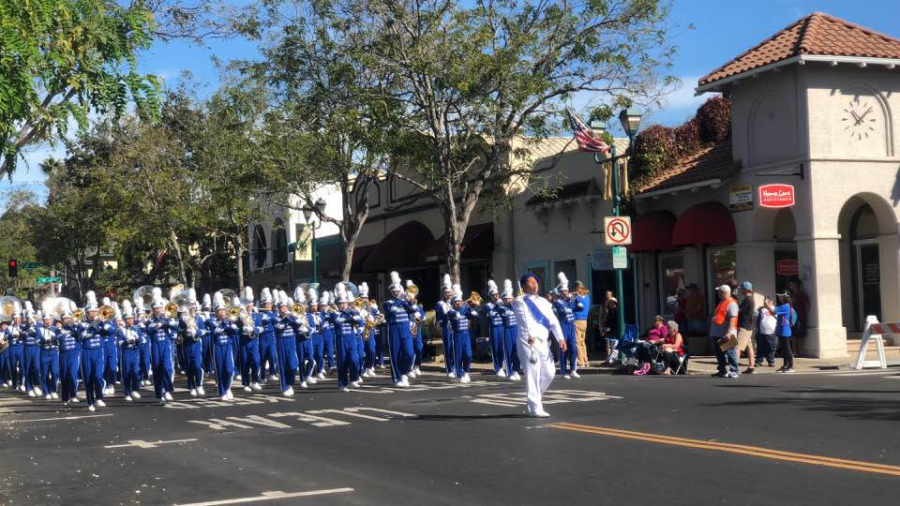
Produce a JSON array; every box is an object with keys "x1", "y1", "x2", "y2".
[{"x1": 673, "y1": 344, "x2": 690, "y2": 375}]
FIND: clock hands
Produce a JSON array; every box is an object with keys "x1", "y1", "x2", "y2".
[
  {"x1": 858, "y1": 106, "x2": 874, "y2": 123},
  {"x1": 850, "y1": 110, "x2": 862, "y2": 125}
]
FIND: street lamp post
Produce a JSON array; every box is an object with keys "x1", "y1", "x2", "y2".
[
  {"x1": 302, "y1": 198, "x2": 328, "y2": 285},
  {"x1": 591, "y1": 108, "x2": 642, "y2": 340}
]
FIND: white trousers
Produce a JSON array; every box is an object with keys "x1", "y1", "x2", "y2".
[{"x1": 517, "y1": 340, "x2": 555, "y2": 414}]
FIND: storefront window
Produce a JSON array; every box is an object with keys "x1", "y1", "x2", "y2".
[
  {"x1": 659, "y1": 254, "x2": 685, "y2": 317},
  {"x1": 709, "y1": 248, "x2": 736, "y2": 293}
]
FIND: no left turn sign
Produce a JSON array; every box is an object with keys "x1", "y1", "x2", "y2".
[{"x1": 604, "y1": 216, "x2": 632, "y2": 246}]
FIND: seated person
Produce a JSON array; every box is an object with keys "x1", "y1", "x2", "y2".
[
  {"x1": 658, "y1": 320, "x2": 685, "y2": 373},
  {"x1": 622, "y1": 316, "x2": 668, "y2": 364}
]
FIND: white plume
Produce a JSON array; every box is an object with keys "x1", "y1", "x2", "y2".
[{"x1": 390, "y1": 271, "x2": 401, "y2": 285}]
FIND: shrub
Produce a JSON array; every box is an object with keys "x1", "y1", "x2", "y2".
[{"x1": 696, "y1": 96, "x2": 731, "y2": 143}]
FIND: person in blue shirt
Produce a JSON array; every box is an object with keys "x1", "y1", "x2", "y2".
[
  {"x1": 770, "y1": 293, "x2": 795, "y2": 373},
  {"x1": 484, "y1": 280, "x2": 506, "y2": 377},
  {"x1": 448, "y1": 284, "x2": 480, "y2": 382},
  {"x1": 78, "y1": 291, "x2": 106, "y2": 412},
  {"x1": 499, "y1": 280, "x2": 521, "y2": 381},
  {"x1": 257, "y1": 288, "x2": 280, "y2": 384},
  {"x1": 572, "y1": 281, "x2": 590, "y2": 368},
  {"x1": 435, "y1": 274, "x2": 455, "y2": 378},
  {"x1": 383, "y1": 272, "x2": 417, "y2": 388},
  {"x1": 330, "y1": 284, "x2": 363, "y2": 391},
  {"x1": 146, "y1": 290, "x2": 179, "y2": 405},
  {"x1": 273, "y1": 291, "x2": 300, "y2": 396},
  {"x1": 209, "y1": 293, "x2": 237, "y2": 401},
  {"x1": 35, "y1": 311, "x2": 60, "y2": 400},
  {"x1": 554, "y1": 273, "x2": 582, "y2": 379},
  {"x1": 117, "y1": 300, "x2": 144, "y2": 401}
]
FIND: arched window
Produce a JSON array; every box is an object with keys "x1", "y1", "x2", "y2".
[
  {"x1": 272, "y1": 218, "x2": 288, "y2": 265},
  {"x1": 253, "y1": 225, "x2": 267, "y2": 269}
]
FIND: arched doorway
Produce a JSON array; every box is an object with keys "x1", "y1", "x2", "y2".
[{"x1": 772, "y1": 208, "x2": 798, "y2": 292}]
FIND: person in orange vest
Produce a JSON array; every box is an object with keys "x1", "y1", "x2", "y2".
[{"x1": 709, "y1": 285, "x2": 739, "y2": 378}]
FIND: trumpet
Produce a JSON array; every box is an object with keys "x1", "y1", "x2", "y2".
[
  {"x1": 164, "y1": 301, "x2": 178, "y2": 319},
  {"x1": 406, "y1": 283, "x2": 419, "y2": 298},
  {"x1": 466, "y1": 291, "x2": 483, "y2": 306},
  {"x1": 98, "y1": 304, "x2": 116, "y2": 321},
  {"x1": 73, "y1": 308, "x2": 85, "y2": 321}
]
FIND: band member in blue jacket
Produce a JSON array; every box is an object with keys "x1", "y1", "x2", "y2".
[
  {"x1": 209, "y1": 293, "x2": 237, "y2": 401},
  {"x1": 238, "y1": 288, "x2": 262, "y2": 392},
  {"x1": 553, "y1": 273, "x2": 581, "y2": 379},
  {"x1": 330, "y1": 283, "x2": 362, "y2": 391},
  {"x1": 180, "y1": 289, "x2": 208, "y2": 397},
  {"x1": 500, "y1": 280, "x2": 521, "y2": 381},
  {"x1": 57, "y1": 306, "x2": 81, "y2": 405},
  {"x1": 7, "y1": 307, "x2": 25, "y2": 392},
  {"x1": 273, "y1": 291, "x2": 299, "y2": 396},
  {"x1": 78, "y1": 291, "x2": 105, "y2": 411},
  {"x1": 307, "y1": 288, "x2": 325, "y2": 381},
  {"x1": 136, "y1": 297, "x2": 153, "y2": 387},
  {"x1": 448, "y1": 285, "x2": 481, "y2": 383},
  {"x1": 257, "y1": 288, "x2": 279, "y2": 383},
  {"x1": 383, "y1": 272, "x2": 416, "y2": 388},
  {"x1": 406, "y1": 279, "x2": 424, "y2": 379},
  {"x1": 146, "y1": 290, "x2": 178, "y2": 405},
  {"x1": 98, "y1": 297, "x2": 119, "y2": 396},
  {"x1": 200, "y1": 294, "x2": 214, "y2": 376},
  {"x1": 291, "y1": 288, "x2": 316, "y2": 387},
  {"x1": 484, "y1": 281, "x2": 506, "y2": 377},
  {"x1": 22, "y1": 302, "x2": 44, "y2": 397},
  {"x1": 117, "y1": 300, "x2": 144, "y2": 401},
  {"x1": 321, "y1": 292, "x2": 336, "y2": 372},
  {"x1": 36, "y1": 310, "x2": 60, "y2": 400},
  {"x1": 435, "y1": 274, "x2": 454, "y2": 377}
]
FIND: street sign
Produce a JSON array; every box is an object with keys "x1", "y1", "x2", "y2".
[
  {"x1": 591, "y1": 249, "x2": 614, "y2": 271},
  {"x1": 604, "y1": 216, "x2": 632, "y2": 246},
  {"x1": 759, "y1": 184, "x2": 795, "y2": 208},
  {"x1": 23, "y1": 262, "x2": 39, "y2": 270},
  {"x1": 36, "y1": 276, "x2": 61, "y2": 285},
  {"x1": 612, "y1": 246, "x2": 628, "y2": 269}
]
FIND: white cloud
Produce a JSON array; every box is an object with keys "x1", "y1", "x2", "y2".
[{"x1": 660, "y1": 75, "x2": 707, "y2": 111}]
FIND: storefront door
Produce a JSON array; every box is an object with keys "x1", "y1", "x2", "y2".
[{"x1": 855, "y1": 241, "x2": 882, "y2": 326}]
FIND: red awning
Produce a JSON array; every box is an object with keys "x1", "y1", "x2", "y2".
[
  {"x1": 630, "y1": 211, "x2": 677, "y2": 252},
  {"x1": 362, "y1": 221, "x2": 435, "y2": 272},
  {"x1": 421, "y1": 223, "x2": 494, "y2": 262},
  {"x1": 672, "y1": 202, "x2": 736, "y2": 247}
]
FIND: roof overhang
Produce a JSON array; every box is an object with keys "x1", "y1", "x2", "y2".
[
  {"x1": 696, "y1": 55, "x2": 900, "y2": 94},
  {"x1": 635, "y1": 179, "x2": 724, "y2": 200}
]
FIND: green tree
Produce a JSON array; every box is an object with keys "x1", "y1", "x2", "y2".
[
  {"x1": 0, "y1": 190, "x2": 46, "y2": 297},
  {"x1": 361, "y1": 0, "x2": 675, "y2": 282},
  {"x1": 0, "y1": 0, "x2": 161, "y2": 178}
]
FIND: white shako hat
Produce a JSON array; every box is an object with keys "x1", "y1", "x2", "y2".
[{"x1": 487, "y1": 279, "x2": 499, "y2": 295}]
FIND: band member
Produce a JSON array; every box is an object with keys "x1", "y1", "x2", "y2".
[
  {"x1": 554, "y1": 273, "x2": 580, "y2": 379},
  {"x1": 500, "y1": 280, "x2": 521, "y2": 381},
  {"x1": 330, "y1": 283, "x2": 362, "y2": 391},
  {"x1": 22, "y1": 302, "x2": 43, "y2": 397},
  {"x1": 407, "y1": 280, "x2": 423, "y2": 378},
  {"x1": 78, "y1": 292, "x2": 105, "y2": 411},
  {"x1": 257, "y1": 288, "x2": 279, "y2": 383},
  {"x1": 180, "y1": 289, "x2": 207, "y2": 397},
  {"x1": 484, "y1": 281, "x2": 506, "y2": 377},
  {"x1": 58, "y1": 305, "x2": 81, "y2": 405},
  {"x1": 307, "y1": 288, "x2": 325, "y2": 380},
  {"x1": 0, "y1": 318, "x2": 8, "y2": 388},
  {"x1": 321, "y1": 292, "x2": 336, "y2": 372},
  {"x1": 360, "y1": 283, "x2": 380, "y2": 378},
  {"x1": 146, "y1": 290, "x2": 178, "y2": 405},
  {"x1": 290, "y1": 288, "x2": 315, "y2": 387},
  {"x1": 36, "y1": 309, "x2": 60, "y2": 400},
  {"x1": 448, "y1": 285, "x2": 480, "y2": 382},
  {"x1": 436, "y1": 274, "x2": 454, "y2": 377},
  {"x1": 354, "y1": 290, "x2": 366, "y2": 382},
  {"x1": 99, "y1": 297, "x2": 119, "y2": 396},
  {"x1": 238, "y1": 288, "x2": 262, "y2": 392},
  {"x1": 200, "y1": 294, "x2": 214, "y2": 375},
  {"x1": 7, "y1": 306, "x2": 25, "y2": 392},
  {"x1": 209, "y1": 293, "x2": 236, "y2": 401},
  {"x1": 273, "y1": 291, "x2": 299, "y2": 396},
  {"x1": 117, "y1": 300, "x2": 143, "y2": 401},
  {"x1": 513, "y1": 273, "x2": 566, "y2": 417},
  {"x1": 136, "y1": 296, "x2": 152, "y2": 386},
  {"x1": 384, "y1": 272, "x2": 415, "y2": 388}
]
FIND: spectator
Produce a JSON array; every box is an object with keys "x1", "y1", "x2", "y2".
[
  {"x1": 603, "y1": 291, "x2": 619, "y2": 364},
  {"x1": 685, "y1": 284, "x2": 706, "y2": 335},
  {"x1": 772, "y1": 293, "x2": 795, "y2": 373},
  {"x1": 572, "y1": 281, "x2": 590, "y2": 368},
  {"x1": 709, "y1": 285, "x2": 739, "y2": 378},
  {"x1": 736, "y1": 281, "x2": 756, "y2": 374},
  {"x1": 754, "y1": 296, "x2": 778, "y2": 368},
  {"x1": 789, "y1": 280, "x2": 810, "y2": 356},
  {"x1": 659, "y1": 320, "x2": 685, "y2": 374},
  {"x1": 673, "y1": 288, "x2": 688, "y2": 330}
]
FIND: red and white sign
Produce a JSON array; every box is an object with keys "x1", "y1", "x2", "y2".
[
  {"x1": 776, "y1": 259, "x2": 799, "y2": 276},
  {"x1": 604, "y1": 216, "x2": 632, "y2": 246},
  {"x1": 759, "y1": 184, "x2": 795, "y2": 208}
]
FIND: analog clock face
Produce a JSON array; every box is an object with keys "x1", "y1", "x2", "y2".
[{"x1": 842, "y1": 96, "x2": 877, "y2": 141}]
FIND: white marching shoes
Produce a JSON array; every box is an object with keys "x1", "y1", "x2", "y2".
[
  {"x1": 401, "y1": 374, "x2": 410, "y2": 387},
  {"x1": 27, "y1": 390, "x2": 35, "y2": 398},
  {"x1": 571, "y1": 371, "x2": 581, "y2": 379},
  {"x1": 34, "y1": 386, "x2": 43, "y2": 396},
  {"x1": 164, "y1": 392, "x2": 173, "y2": 401},
  {"x1": 190, "y1": 388, "x2": 197, "y2": 397},
  {"x1": 350, "y1": 381, "x2": 360, "y2": 388},
  {"x1": 243, "y1": 386, "x2": 252, "y2": 393},
  {"x1": 252, "y1": 382, "x2": 262, "y2": 391},
  {"x1": 125, "y1": 395, "x2": 133, "y2": 402},
  {"x1": 300, "y1": 381, "x2": 308, "y2": 389},
  {"x1": 283, "y1": 386, "x2": 294, "y2": 397},
  {"x1": 497, "y1": 369, "x2": 507, "y2": 378},
  {"x1": 196, "y1": 387, "x2": 204, "y2": 396},
  {"x1": 96, "y1": 399, "x2": 106, "y2": 408},
  {"x1": 509, "y1": 372, "x2": 521, "y2": 382},
  {"x1": 307, "y1": 377, "x2": 317, "y2": 385},
  {"x1": 132, "y1": 391, "x2": 141, "y2": 399},
  {"x1": 51, "y1": 392, "x2": 59, "y2": 399},
  {"x1": 316, "y1": 372, "x2": 326, "y2": 380}
]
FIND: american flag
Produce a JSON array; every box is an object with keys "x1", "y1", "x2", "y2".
[{"x1": 564, "y1": 106, "x2": 610, "y2": 154}]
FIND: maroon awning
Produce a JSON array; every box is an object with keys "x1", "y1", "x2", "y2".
[
  {"x1": 362, "y1": 221, "x2": 435, "y2": 272},
  {"x1": 672, "y1": 202, "x2": 736, "y2": 247},
  {"x1": 630, "y1": 211, "x2": 677, "y2": 252},
  {"x1": 421, "y1": 223, "x2": 494, "y2": 262}
]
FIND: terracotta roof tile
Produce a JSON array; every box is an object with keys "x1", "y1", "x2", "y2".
[
  {"x1": 635, "y1": 142, "x2": 739, "y2": 194},
  {"x1": 699, "y1": 12, "x2": 900, "y2": 87}
]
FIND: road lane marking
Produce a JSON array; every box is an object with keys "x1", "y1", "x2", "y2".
[
  {"x1": 173, "y1": 487, "x2": 354, "y2": 506},
  {"x1": 550, "y1": 422, "x2": 900, "y2": 477},
  {"x1": 1, "y1": 414, "x2": 113, "y2": 424},
  {"x1": 105, "y1": 438, "x2": 198, "y2": 449}
]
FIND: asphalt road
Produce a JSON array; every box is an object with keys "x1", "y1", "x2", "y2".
[{"x1": 1, "y1": 366, "x2": 899, "y2": 506}]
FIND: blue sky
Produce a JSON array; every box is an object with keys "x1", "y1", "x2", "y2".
[{"x1": 7, "y1": 0, "x2": 900, "y2": 205}]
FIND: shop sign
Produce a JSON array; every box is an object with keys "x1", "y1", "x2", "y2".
[
  {"x1": 759, "y1": 184, "x2": 795, "y2": 208},
  {"x1": 729, "y1": 184, "x2": 753, "y2": 212},
  {"x1": 776, "y1": 259, "x2": 799, "y2": 276}
]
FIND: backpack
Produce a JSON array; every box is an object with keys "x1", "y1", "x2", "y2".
[{"x1": 790, "y1": 308, "x2": 798, "y2": 329}]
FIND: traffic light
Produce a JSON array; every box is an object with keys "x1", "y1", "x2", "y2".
[{"x1": 8, "y1": 259, "x2": 17, "y2": 278}]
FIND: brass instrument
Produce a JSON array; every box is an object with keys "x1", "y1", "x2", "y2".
[
  {"x1": 73, "y1": 308, "x2": 85, "y2": 321},
  {"x1": 406, "y1": 283, "x2": 419, "y2": 300},
  {"x1": 98, "y1": 304, "x2": 116, "y2": 321},
  {"x1": 228, "y1": 306, "x2": 241, "y2": 322},
  {"x1": 354, "y1": 299, "x2": 363, "y2": 310},
  {"x1": 0, "y1": 296, "x2": 21, "y2": 322},
  {"x1": 291, "y1": 303, "x2": 306, "y2": 317},
  {"x1": 466, "y1": 291, "x2": 483, "y2": 305},
  {"x1": 164, "y1": 301, "x2": 178, "y2": 318},
  {"x1": 133, "y1": 286, "x2": 156, "y2": 312}
]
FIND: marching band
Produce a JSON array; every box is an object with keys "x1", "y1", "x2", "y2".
[{"x1": 0, "y1": 269, "x2": 584, "y2": 412}]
